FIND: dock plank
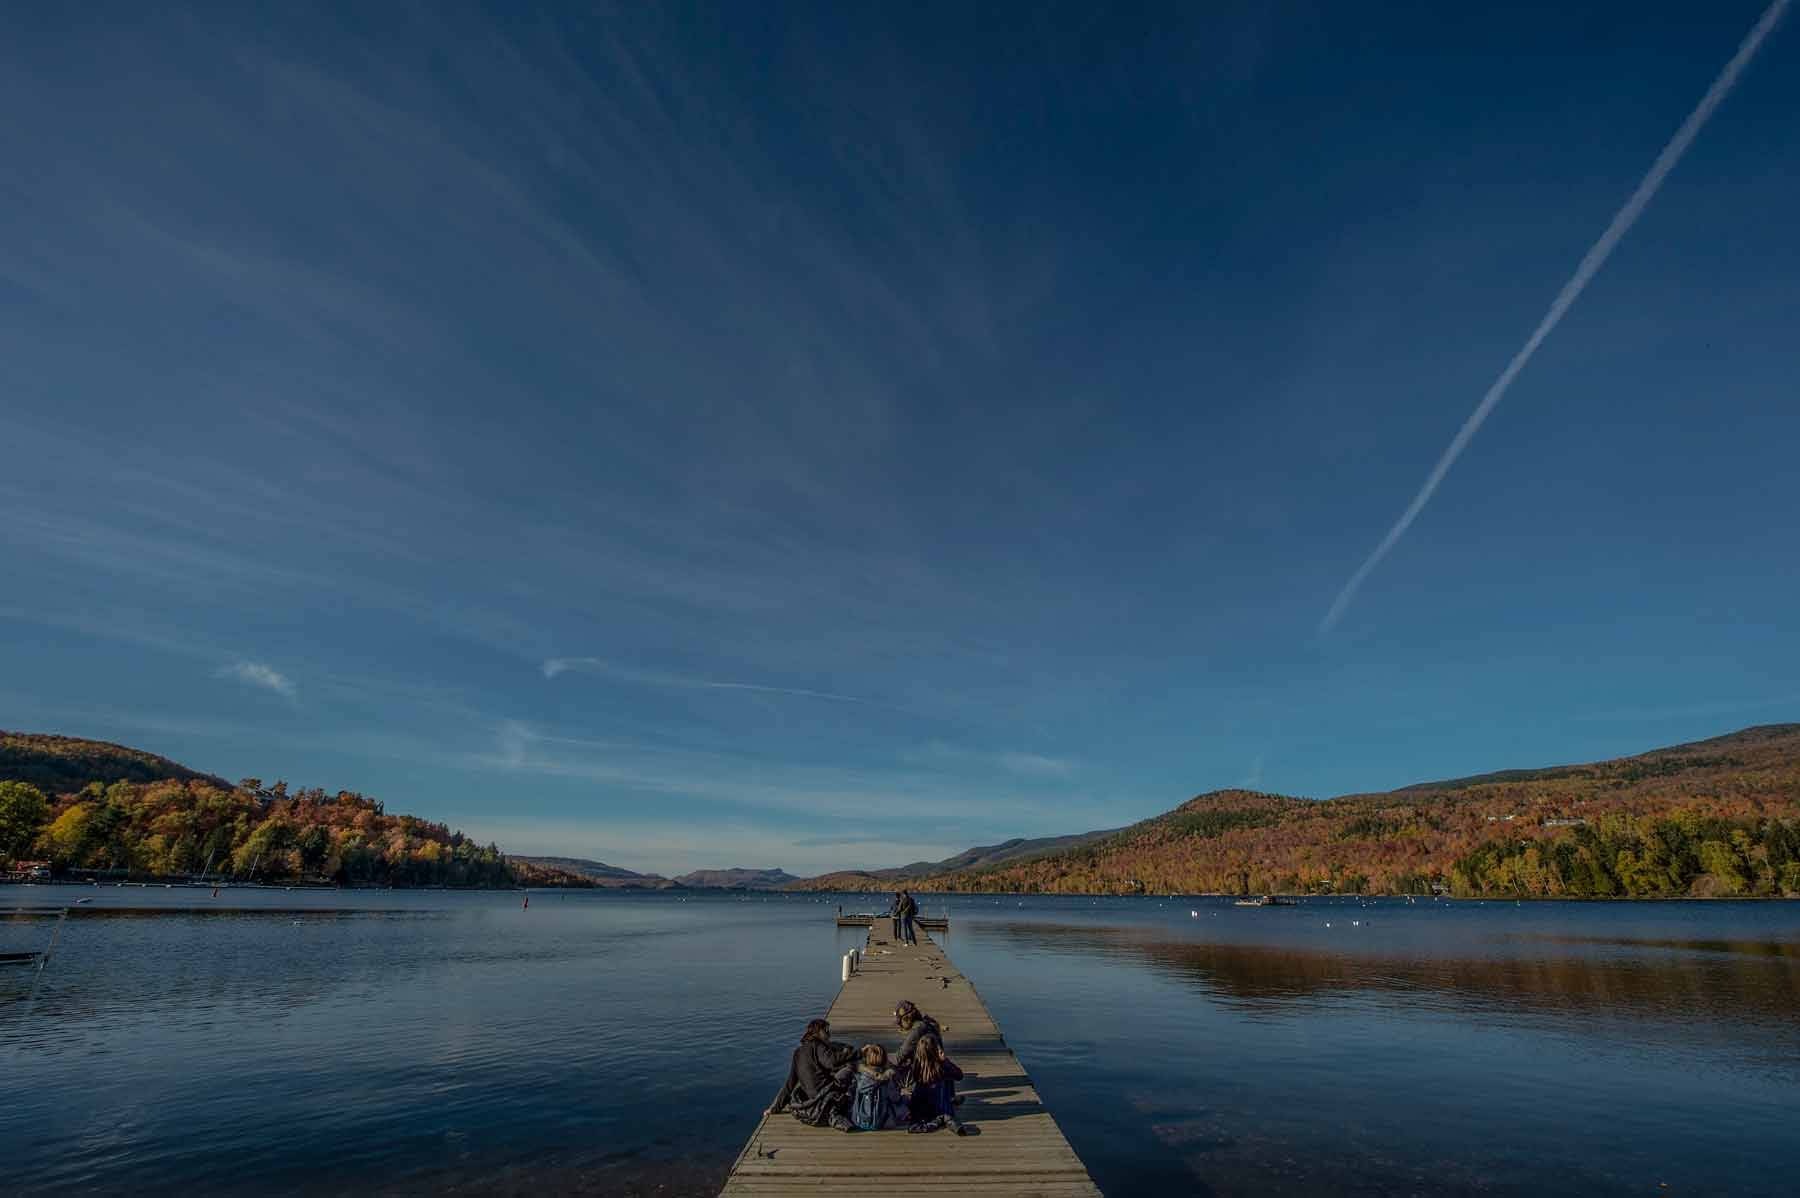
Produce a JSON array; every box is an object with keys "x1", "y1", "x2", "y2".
[{"x1": 720, "y1": 927, "x2": 1101, "y2": 1197}]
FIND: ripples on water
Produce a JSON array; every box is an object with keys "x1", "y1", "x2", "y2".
[{"x1": 3, "y1": 889, "x2": 1797, "y2": 1196}]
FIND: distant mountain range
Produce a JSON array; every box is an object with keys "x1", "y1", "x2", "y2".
[
  {"x1": 509, "y1": 856, "x2": 671, "y2": 888},
  {"x1": 672, "y1": 867, "x2": 799, "y2": 890},
  {"x1": 788, "y1": 829, "x2": 1121, "y2": 891}
]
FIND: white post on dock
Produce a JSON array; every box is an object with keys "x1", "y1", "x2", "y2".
[{"x1": 841, "y1": 952, "x2": 852, "y2": 982}]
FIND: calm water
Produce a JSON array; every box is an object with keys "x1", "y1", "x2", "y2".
[{"x1": 4, "y1": 888, "x2": 1797, "y2": 1196}]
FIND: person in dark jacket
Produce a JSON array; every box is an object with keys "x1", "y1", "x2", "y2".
[
  {"x1": 766, "y1": 1018, "x2": 856, "y2": 1131},
  {"x1": 892, "y1": 1000, "x2": 946, "y2": 1082},
  {"x1": 886, "y1": 891, "x2": 904, "y2": 941},
  {"x1": 897, "y1": 890, "x2": 918, "y2": 945}
]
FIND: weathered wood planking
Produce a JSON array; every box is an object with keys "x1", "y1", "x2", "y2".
[{"x1": 720, "y1": 926, "x2": 1102, "y2": 1197}]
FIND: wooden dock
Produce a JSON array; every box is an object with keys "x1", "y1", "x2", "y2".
[
  {"x1": 720, "y1": 925, "x2": 1102, "y2": 1197},
  {"x1": 833, "y1": 913, "x2": 950, "y2": 930}
]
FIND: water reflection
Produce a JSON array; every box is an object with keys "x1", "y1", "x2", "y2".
[
  {"x1": 981, "y1": 920, "x2": 1800, "y2": 1037},
  {"x1": 947, "y1": 903, "x2": 1800, "y2": 1196}
]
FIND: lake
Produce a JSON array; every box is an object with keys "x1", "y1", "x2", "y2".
[{"x1": 3, "y1": 887, "x2": 1797, "y2": 1196}]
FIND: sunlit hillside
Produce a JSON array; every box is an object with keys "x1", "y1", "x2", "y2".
[
  {"x1": 0, "y1": 730, "x2": 552, "y2": 887},
  {"x1": 916, "y1": 726, "x2": 1800, "y2": 898}
]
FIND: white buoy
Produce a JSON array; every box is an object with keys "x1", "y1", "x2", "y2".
[
  {"x1": 842, "y1": 953, "x2": 852, "y2": 982},
  {"x1": 1190, "y1": 910, "x2": 1198, "y2": 917}
]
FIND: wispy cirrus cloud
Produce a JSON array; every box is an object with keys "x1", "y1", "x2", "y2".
[
  {"x1": 995, "y1": 751, "x2": 1075, "y2": 778},
  {"x1": 473, "y1": 721, "x2": 1108, "y2": 829},
  {"x1": 906, "y1": 741, "x2": 1075, "y2": 778},
  {"x1": 541, "y1": 656, "x2": 868, "y2": 705},
  {"x1": 218, "y1": 660, "x2": 297, "y2": 698}
]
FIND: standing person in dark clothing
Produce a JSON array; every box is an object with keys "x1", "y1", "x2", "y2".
[
  {"x1": 766, "y1": 1018, "x2": 856, "y2": 1131},
  {"x1": 898, "y1": 889, "x2": 918, "y2": 945},
  {"x1": 887, "y1": 891, "x2": 904, "y2": 941}
]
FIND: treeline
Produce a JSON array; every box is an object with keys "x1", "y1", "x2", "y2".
[
  {"x1": 0, "y1": 776, "x2": 519, "y2": 887},
  {"x1": 927, "y1": 804, "x2": 1800, "y2": 900},
  {"x1": 1452, "y1": 813, "x2": 1800, "y2": 898}
]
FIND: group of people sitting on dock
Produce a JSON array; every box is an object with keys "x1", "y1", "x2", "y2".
[
  {"x1": 886, "y1": 889, "x2": 918, "y2": 945},
  {"x1": 765, "y1": 1000, "x2": 968, "y2": 1135}
]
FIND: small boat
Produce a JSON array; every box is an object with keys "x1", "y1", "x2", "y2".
[
  {"x1": 0, "y1": 951, "x2": 41, "y2": 967},
  {"x1": 1233, "y1": 894, "x2": 1295, "y2": 908}
]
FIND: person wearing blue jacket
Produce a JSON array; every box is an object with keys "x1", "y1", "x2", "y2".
[{"x1": 845, "y1": 1044, "x2": 908, "y2": 1130}]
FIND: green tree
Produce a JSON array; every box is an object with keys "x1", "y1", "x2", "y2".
[
  {"x1": 1695, "y1": 839, "x2": 1748, "y2": 895},
  {"x1": 43, "y1": 803, "x2": 99, "y2": 865},
  {"x1": 0, "y1": 781, "x2": 51, "y2": 861},
  {"x1": 296, "y1": 825, "x2": 329, "y2": 872}
]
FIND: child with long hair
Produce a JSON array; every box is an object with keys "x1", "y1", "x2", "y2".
[{"x1": 905, "y1": 1030, "x2": 967, "y2": 1135}]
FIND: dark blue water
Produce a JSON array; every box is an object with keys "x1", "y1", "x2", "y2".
[{"x1": 4, "y1": 888, "x2": 1797, "y2": 1196}]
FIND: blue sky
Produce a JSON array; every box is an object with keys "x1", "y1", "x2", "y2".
[{"x1": 3, "y1": 2, "x2": 1796, "y2": 875}]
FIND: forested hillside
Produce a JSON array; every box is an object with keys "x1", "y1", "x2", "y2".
[
  {"x1": 919, "y1": 726, "x2": 1800, "y2": 898},
  {"x1": 1, "y1": 731, "x2": 231, "y2": 793},
  {"x1": 0, "y1": 730, "x2": 519, "y2": 886}
]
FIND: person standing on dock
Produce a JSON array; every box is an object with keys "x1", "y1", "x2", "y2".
[
  {"x1": 897, "y1": 889, "x2": 918, "y2": 945},
  {"x1": 887, "y1": 891, "x2": 903, "y2": 941}
]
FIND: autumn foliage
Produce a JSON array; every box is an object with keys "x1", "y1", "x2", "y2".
[
  {"x1": 916, "y1": 725, "x2": 1800, "y2": 898},
  {"x1": 0, "y1": 731, "x2": 570, "y2": 887}
]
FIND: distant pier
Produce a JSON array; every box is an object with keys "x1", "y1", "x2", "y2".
[
  {"x1": 721, "y1": 924, "x2": 1101, "y2": 1197},
  {"x1": 833, "y1": 911, "x2": 950, "y2": 930}
]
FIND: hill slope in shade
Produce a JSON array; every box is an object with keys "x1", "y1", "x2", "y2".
[
  {"x1": 2, "y1": 730, "x2": 233, "y2": 793},
  {"x1": 511, "y1": 856, "x2": 671, "y2": 888},
  {"x1": 674, "y1": 867, "x2": 798, "y2": 890},
  {"x1": 788, "y1": 828, "x2": 1122, "y2": 891},
  {"x1": 902, "y1": 829, "x2": 1123, "y2": 875},
  {"x1": 918, "y1": 725, "x2": 1800, "y2": 899}
]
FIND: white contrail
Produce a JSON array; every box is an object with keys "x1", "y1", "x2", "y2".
[{"x1": 1320, "y1": 0, "x2": 1790, "y2": 634}]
